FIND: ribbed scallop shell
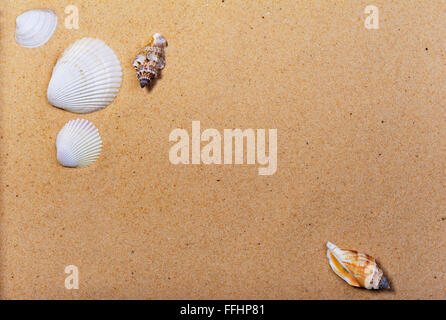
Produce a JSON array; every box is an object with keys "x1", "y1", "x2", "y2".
[
  {"x1": 15, "y1": 9, "x2": 58, "y2": 48},
  {"x1": 47, "y1": 38, "x2": 122, "y2": 114},
  {"x1": 56, "y1": 119, "x2": 102, "y2": 168},
  {"x1": 326, "y1": 241, "x2": 390, "y2": 290}
]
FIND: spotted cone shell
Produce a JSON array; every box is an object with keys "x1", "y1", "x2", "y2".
[{"x1": 326, "y1": 241, "x2": 390, "y2": 290}]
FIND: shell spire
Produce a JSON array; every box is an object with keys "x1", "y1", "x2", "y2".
[
  {"x1": 133, "y1": 33, "x2": 168, "y2": 88},
  {"x1": 326, "y1": 241, "x2": 390, "y2": 290}
]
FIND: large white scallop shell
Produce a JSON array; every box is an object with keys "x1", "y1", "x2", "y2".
[
  {"x1": 56, "y1": 119, "x2": 102, "y2": 168},
  {"x1": 47, "y1": 38, "x2": 122, "y2": 114},
  {"x1": 15, "y1": 9, "x2": 58, "y2": 48}
]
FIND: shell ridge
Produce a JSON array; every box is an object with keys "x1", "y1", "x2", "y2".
[
  {"x1": 49, "y1": 62, "x2": 122, "y2": 94},
  {"x1": 71, "y1": 136, "x2": 101, "y2": 154},
  {"x1": 50, "y1": 73, "x2": 122, "y2": 98}
]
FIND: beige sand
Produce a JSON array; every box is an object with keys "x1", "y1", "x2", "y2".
[{"x1": 0, "y1": 0, "x2": 445, "y2": 299}]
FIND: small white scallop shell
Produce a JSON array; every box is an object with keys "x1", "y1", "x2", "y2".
[
  {"x1": 56, "y1": 119, "x2": 102, "y2": 168},
  {"x1": 47, "y1": 38, "x2": 122, "y2": 114},
  {"x1": 15, "y1": 9, "x2": 58, "y2": 48}
]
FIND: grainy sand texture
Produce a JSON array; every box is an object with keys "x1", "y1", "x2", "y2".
[{"x1": 0, "y1": 0, "x2": 445, "y2": 299}]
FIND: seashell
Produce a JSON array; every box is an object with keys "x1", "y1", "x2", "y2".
[
  {"x1": 326, "y1": 241, "x2": 390, "y2": 290},
  {"x1": 133, "y1": 33, "x2": 167, "y2": 88},
  {"x1": 56, "y1": 119, "x2": 102, "y2": 168},
  {"x1": 15, "y1": 9, "x2": 58, "y2": 48},
  {"x1": 47, "y1": 38, "x2": 122, "y2": 114}
]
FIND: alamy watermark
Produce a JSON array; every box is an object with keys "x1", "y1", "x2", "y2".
[
  {"x1": 64, "y1": 265, "x2": 79, "y2": 289},
  {"x1": 364, "y1": 5, "x2": 379, "y2": 29},
  {"x1": 169, "y1": 121, "x2": 277, "y2": 176},
  {"x1": 64, "y1": 5, "x2": 79, "y2": 30}
]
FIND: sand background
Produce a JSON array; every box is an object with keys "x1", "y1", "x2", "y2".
[{"x1": 0, "y1": 0, "x2": 445, "y2": 299}]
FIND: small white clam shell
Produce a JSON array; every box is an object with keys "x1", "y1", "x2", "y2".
[
  {"x1": 15, "y1": 9, "x2": 58, "y2": 48},
  {"x1": 47, "y1": 38, "x2": 122, "y2": 114},
  {"x1": 56, "y1": 119, "x2": 102, "y2": 168}
]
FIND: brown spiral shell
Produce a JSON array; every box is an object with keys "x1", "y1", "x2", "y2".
[{"x1": 133, "y1": 33, "x2": 167, "y2": 88}]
